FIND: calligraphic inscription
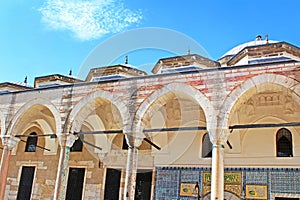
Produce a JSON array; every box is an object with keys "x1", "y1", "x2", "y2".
[
  {"x1": 246, "y1": 185, "x2": 267, "y2": 199},
  {"x1": 203, "y1": 172, "x2": 241, "y2": 184},
  {"x1": 202, "y1": 172, "x2": 242, "y2": 196}
]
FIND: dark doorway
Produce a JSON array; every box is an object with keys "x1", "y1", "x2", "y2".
[
  {"x1": 104, "y1": 168, "x2": 121, "y2": 200},
  {"x1": 17, "y1": 166, "x2": 35, "y2": 200},
  {"x1": 66, "y1": 168, "x2": 85, "y2": 200},
  {"x1": 135, "y1": 170, "x2": 152, "y2": 200}
]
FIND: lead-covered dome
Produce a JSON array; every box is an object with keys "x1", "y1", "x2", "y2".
[
  {"x1": 222, "y1": 38, "x2": 278, "y2": 58},
  {"x1": 217, "y1": 35, "x2": 300, "y2": 67}
]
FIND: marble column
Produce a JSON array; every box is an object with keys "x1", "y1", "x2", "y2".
[
  {"x1": 53, "y1": 134, "x2": 76, "y2": 200},
  {"x1": 0, "y1": 136, "x2": 20, "y2": 200},
  {"x1": 209, "y1": 128, "x2": 229, "y2": 200},
  {"x1": 123, "y1": 135, "x2": 143, "y2": 200},
  {"x1": 211, "y1": 142, "x2": 225, "y2": 200}
]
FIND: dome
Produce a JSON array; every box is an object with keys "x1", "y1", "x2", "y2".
[{"x1": 222, "y1": 37, "x2": 279, "y2": 58}]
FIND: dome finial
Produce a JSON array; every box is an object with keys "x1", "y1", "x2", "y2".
[{"x1": 125, "y1": 56, "x2": 128, "y2": 64}]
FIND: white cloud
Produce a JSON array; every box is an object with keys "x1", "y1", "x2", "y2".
[{"x1": 38, "y1": 0, "x2": 142, "y2": 41}]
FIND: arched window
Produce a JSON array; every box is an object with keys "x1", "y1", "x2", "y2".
[
  {"x1": 71, "y1": 135, "x2": 83, "y2": 152},
  {"x1": 25, "y1": 132, "x2": 37, "y2": 152},
  {"x1": 276, "y1": 128, "x2": 293, "y2": 157},
  {"x1": 202, "y1": 133, "x2": 212, "y2": 158}
]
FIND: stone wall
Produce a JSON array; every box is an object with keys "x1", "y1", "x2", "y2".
[{"x1": 0, "y1": 60, "x2": 300, "y2": 199}]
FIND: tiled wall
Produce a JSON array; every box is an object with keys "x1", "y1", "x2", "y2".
[
  {"x1": 154, "y1": 168, "x2": 181, "y2": 199},
  {"x1": 270, "y1": 168, "x2": 300, "y2": 194},
  {"x1": 154, "y1": 167, "x2": 300, "y2": 199}
]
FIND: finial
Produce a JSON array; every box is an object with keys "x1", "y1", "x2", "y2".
[
  {"x1": 24, "y1": 76, "x2": 27, "y2": 84},
  {"x1": 187, "y1": 48, "x2": 191, "y2": 55},
  {"x1": 125, "y1": 56, "x2": 128, "y2": 64},
  {"x1": 265, "y1": 34, "x2": 269, "y2": 44},
  {"x1": 69, "y1": 69, "x2": 72, "y2": 76}
]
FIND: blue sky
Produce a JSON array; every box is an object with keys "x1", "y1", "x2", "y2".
[{"x1": 0, "y1": 0, "x2": 300, "y2": 85}]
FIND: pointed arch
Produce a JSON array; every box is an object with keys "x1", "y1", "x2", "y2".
[
  {"x1": 68, "y1": 89, "x2": 129, "y2": 133},
  {"x1": 220, "y1": 74, "x2": 300, "y2": 128},
  {"x1": 6, "y1": 98, "x2": 62, "y2": 136},
  {"x1": 67, "y1": 90, "x2": 129, "y2": 157},
  {"x1": 133, "y1": 82, "x2": 214, "y2": 134}
]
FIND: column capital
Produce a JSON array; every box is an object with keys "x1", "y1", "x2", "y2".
[
  {"x1": 57, "y1": 134, "x2": 76, "y2": 148},
  {"x1": 207, "y1": 128, "x2": 230, "y2": 145},
  {"x1": 0, "y1": 135, "x2": 20, "y2": 150}
]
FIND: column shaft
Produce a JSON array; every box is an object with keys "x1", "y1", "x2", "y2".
[
  {"x1": 0, "y1": 136, "x2": 19, "y2": 200},
  {"x1": 53, "y1": 145, "x2": 71, "y2": 200},
  {"x1": 53, "y1": 134, "x2": 75, "y2": 200},
  {"x1": 0, "y1": 146, "x2": 11, "y2": 200},
  {"x1": 211, "y1": 144, "x2": 224, "y2": 200},
  {"x1": 123, "y1": 146, "x2": 138, "y2": 200}
]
